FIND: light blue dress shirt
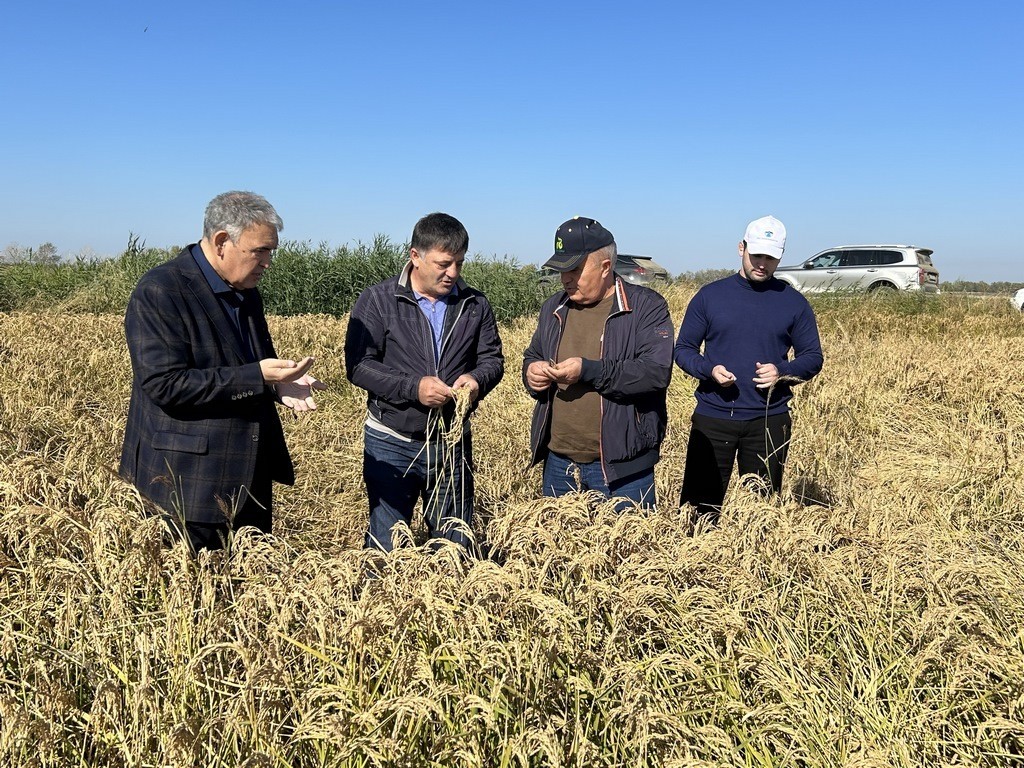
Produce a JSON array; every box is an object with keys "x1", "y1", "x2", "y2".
[{"x1": 413, "y1": 285, "x2": 457, "y2": 363}]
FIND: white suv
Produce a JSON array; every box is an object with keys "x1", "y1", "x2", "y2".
[
  {"x1": 775, "y1": 245, "x2": 940, "y2": 294},
  {"x1": 1011, "y1": 288, "x2": 1024, "y2": 312}
]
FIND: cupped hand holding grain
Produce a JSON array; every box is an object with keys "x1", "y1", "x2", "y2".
[
  {"x1": 278, "y1": 373, "x2": 327, "y2": 413},
  {"x1": 260, "y1": 355, "x2": 315, "y2": 383}
]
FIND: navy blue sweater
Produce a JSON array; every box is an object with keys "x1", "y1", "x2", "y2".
[{"x1": 674, "y1": 272, "x2": 823, "y2": 419}]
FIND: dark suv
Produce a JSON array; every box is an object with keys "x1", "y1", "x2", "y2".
[{"x1": 775, "y1": 245, "x2": 940, "y2": 294}]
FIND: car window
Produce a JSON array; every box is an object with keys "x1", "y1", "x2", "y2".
[
  {"x1": 808, "y1": 251, "x2": 842, "y2": 268},
  {"x1": 916, "y1": 251, "x2": 934, "y2": 266},
  {"x1": 877, "y1": 250, "x2": 902, "y2": 265},
  {"x1": 846, "y1": 250, "x2": 880, "y2": 267}
]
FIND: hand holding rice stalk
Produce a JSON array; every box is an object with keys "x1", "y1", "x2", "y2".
[
  {"x1": 442, "y1": 386, "x2": 472, "y2": 447},
  {"x1": 420, "y1": 381, "x2": 475, "y2": 546}
]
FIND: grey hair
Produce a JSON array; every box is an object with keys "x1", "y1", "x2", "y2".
[
  {"x1": 592, "y1": 242, "x2": 617, "y2": 263},
  {"x1": 203, "y1": 191, "x2": 284, "y2": 241}
]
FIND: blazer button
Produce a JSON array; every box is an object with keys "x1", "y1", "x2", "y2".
[
  {"x1": 252, "y1": 434, "x2": 259, "y2": 442},
  {"x1": 231, "y1": 394, "x2": 237, "y2": 400},
  {"x1": 248, "y1": 390, "x2": 254, "y2": 396}
]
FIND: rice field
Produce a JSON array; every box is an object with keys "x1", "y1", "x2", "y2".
[{"x1": 1, "y1": 287, "x2": 1022, "y2": 766}]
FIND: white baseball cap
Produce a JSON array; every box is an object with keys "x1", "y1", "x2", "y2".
[{"x1": 743, "y1": 215, "x2": 786, "y2": 260}]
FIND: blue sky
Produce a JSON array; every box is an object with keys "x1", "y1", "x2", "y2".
[{"x1": 2, "y1": 1, "x2": 1021, "y2": 281}]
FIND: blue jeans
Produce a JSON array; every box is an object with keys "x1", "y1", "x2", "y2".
[
  {"x1": 363, "y1": 426, "x2": 474, "y2": 552},
  {"x1": 542, "y1": 451, "x2": 656, "y2": 511}
]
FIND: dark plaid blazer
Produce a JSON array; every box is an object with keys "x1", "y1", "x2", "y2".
[{"x1": 119, "y1": 247, "x2": 293, "y2": 524}]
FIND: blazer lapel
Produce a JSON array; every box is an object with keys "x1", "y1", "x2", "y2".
[
  {"x1": 245, "y1": 294, "x2": 272, "y2": 361},
  {"x1": 177, "y1": 251, "x2": 250, "y2": 365}
]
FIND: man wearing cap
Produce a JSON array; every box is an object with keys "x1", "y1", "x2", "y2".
[
  {"x1": 523, "y1": 217, "x2": 673, "y2": 509},
  {"x1": 674, "y1": 215, "x2": 823, "y2": 525}
]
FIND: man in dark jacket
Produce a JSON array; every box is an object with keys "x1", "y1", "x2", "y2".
[
  {"x1": 675, "y1": 215, "x2": 823, "y2": 525},
  {"x1": 120, "y1": 191, "x2": 322, "y2": 552},
  {"x1": 523, "y1": 217, "x2": 673, "y2": 510},
  {"x1": 345, "y1": 213, "x2": 504, "y2": 552}
]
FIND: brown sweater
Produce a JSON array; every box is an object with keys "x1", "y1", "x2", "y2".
[{"x1": 548, "y1": 294, "x2": 613, "y2": 462}]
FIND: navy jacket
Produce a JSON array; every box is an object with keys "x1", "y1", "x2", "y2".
[
  {"x1": 119, "y1": 248, "x2": 293, "y2": 524},
  {"x1": 523, "y1": 278, "x2": 674, "y2": 484},
  {"x1": 674, "y1": 273, "x2": 823, "y2": 419},
  {"x1": 344, "y1": 263, "x2": 505, "y2": 439}
]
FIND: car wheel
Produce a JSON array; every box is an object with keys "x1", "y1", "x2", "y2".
[{"x1": 868, "y1": 282, "x2": 898, "y2": 294}]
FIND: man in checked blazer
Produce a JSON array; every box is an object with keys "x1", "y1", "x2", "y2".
[{"x1": 119, "y1": 191, "x2": 322, "y2": 551}]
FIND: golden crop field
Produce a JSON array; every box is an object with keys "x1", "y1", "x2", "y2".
[{"x1": 1, "y1": 287, "x2": 1022, "y2": 767}]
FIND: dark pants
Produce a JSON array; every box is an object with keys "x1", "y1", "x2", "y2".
[
  {"x1": 542, "y1": 452, "x2": 656, "y2": 511},
  {"x1": 172, "y1": 444, "x2": 274, "y2": 553},
  {"x1": 681, "y1": 411, "x2": 792, "y2": 524},
  {"x1": 363, "y1": 426, "x2": 474, "y2": 552}
]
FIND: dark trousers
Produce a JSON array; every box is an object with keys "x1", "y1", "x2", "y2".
[
  {"x1": 680, "y1": 411, "x2": 792, "y2": 523},
  {"x1": 174, "y1": 444, "x2": 274, "y2": 553}
]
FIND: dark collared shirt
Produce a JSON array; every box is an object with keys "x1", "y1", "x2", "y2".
[{"x1": 191, "y1": 244, "x2": 257, "y2": 362}]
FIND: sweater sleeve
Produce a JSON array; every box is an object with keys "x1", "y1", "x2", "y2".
[
  {"x1": 673, "y1": 289, "x2": 715, "y2": 380},
  {"x1": 777, "y1": 298, "x2": 824, "y2": 382}
]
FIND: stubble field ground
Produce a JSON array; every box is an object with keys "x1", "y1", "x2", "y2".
[{"x1": 1, "y1": 286, "x2": 1023, "y2": 766}]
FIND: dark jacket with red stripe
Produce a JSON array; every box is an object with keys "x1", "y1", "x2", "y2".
[{"x1": 522, "y1": 278, "x2": 674, "y2": 484}]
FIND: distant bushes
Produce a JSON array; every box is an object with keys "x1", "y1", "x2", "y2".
[
  {"x1": 259, "y1": 238, "x2": 549, "y2": 324},
  {"x1": 460, "y1": 258, "x2": 549, "y2": 324},
  {"x1": 258, "y1": 236, "x2": 407, "y2": 317},
  {"x1": 0, "y1": 258, "x2": 103, "y2": 311},
  {"x1": 0, "y1": 235, "x2": 171, "y2": 313},
  {"x1": 941, "y1": 279, "x2": 1024, "y2": 294},
  {"x1": 0, "y1": 235, "x2": 550, "y2": 322},
  {"x1": 673, "y1": 268, "x2": 733, "y2": 285}
]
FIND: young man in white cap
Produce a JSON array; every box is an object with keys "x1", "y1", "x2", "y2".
[{"x1": 674, "y1": 215, "x2": 823, "y2": 525}]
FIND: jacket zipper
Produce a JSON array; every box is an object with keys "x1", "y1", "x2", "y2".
[
  {"x1": 598, "y1": 301, "x2": 629, "y2": 485},
  {"x1": 439, "y1": 298, "x2": 468, "y2": 375},
  {"x1": 534, "y1": 307, "x2": 564, "y2": 461}
]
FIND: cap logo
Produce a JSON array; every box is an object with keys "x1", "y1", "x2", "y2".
[
  {"x1": 764, "y1": 230, "x2": 773, "y2": 237},
  {"x1": 555, "y1": 237, "x2": 564, "y2": 252}
]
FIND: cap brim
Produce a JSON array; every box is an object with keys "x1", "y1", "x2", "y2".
[
  {"x1": 746, "y1": 241, "x2": 784, "y2": 260},
  {"x1": 543, "y1": 251, "x2": 589, "y2": 272}
]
